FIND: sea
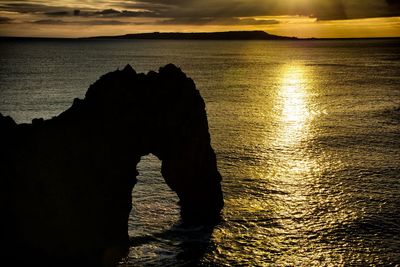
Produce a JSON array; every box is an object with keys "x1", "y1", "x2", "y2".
[{"x1": 1, "y1": 39, "x2": 400, "y2": 266}]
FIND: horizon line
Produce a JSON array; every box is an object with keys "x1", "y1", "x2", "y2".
[{"x1": 1, "y1": 30, "x2": 400, "y2": 40}]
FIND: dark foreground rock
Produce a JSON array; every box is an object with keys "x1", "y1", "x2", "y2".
[{"x1": 0, "y1": 64, "x2": 223, "y2": 266}]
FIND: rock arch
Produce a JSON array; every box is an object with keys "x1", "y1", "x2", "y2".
[{"x1": 0, "y1": 64, "x2": 223, "y2": 266}]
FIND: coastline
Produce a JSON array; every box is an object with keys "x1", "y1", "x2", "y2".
[{"x1": 1, "y1": 31, "x2": 399, "y2": 41}]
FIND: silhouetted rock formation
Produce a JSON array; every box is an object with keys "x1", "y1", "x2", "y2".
[
  {"x1": 87, "y1": 30, "x2": 297, "y2": 40},
  {"x1": 0, "y1": 64, "x2": 223, "y2": 266}
]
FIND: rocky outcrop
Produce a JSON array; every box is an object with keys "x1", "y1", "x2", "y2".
[{"x1": 0, "y1": 64, "x2": 223, "y2": 266}]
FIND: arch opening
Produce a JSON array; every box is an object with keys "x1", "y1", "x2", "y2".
[{"x1": 129, "y1": 154, "x2": 180, "y2": 235}]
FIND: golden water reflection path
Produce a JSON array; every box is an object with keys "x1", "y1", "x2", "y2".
[{"x1": 212, "y1": 62, "x2": 360, "y2": 266}]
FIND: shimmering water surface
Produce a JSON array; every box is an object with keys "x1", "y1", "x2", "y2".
[{"x1": 1, "y1": 39, "x2": 400, "y2": 266}]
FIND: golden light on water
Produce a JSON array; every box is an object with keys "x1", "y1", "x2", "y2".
[
  {"x1": 274, "y1": 63, "x2": 312, "y2": 148},
  {"x1": 268, "y1": 63, "x2": 318, "y2": 193},
  {"x1": 267, "y1": 63, "x2": 322, "y2": 264},
  {"x1": 214, "y1": 62, "x2": 328, "y2": 265},
  {"x1": 211, "y1": 52, "x2": 377, "y2": 265},
  {"x1": 268, "y1": 63, "x2": 317, "y2": 185}
]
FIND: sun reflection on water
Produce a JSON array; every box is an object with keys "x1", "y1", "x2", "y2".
[
  {"x1": 212, "y1": 61, "x2": 363, "y2": 266},
  {"x1": 274, "y1": 64, "x2": 312, "y2": 148},
  {"x1": 268, "y1": 63, "x2": 325, "y2": 264},
  {"x1": 268, "y1": 63, "x2": 318, "y2": 190},
  {"x1": 213, "y1": 63, "x2": 327, "y2": 265}
]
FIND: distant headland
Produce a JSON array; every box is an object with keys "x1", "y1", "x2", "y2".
[
  {"x1": 84, "y1": 31, "x2": 298, "y2": 40},
  {"x1": 0, "y1": 31, "x2": 297, "y2": 41},
  {"x1": 1, "y1": 31, "x2": 399, "y2": 41}
]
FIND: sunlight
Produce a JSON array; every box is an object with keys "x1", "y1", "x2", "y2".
[
  {"x1": 265, "y1": 62, "x2": 317, "y2": 185},
  {"x1": 266, "y1": 64, "x2": 322, "y2": 262},
  {"x1": 275, "y1": 64, "x2": 311, "y2": 147}
]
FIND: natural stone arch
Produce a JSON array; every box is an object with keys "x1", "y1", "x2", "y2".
[{"x1": 0, "y1": 64, "x2": 223, "y2": 266}]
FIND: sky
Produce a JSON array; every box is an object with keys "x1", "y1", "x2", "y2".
[{"x1": 0, "y1": 0, "x2": 399, "y2": 38}]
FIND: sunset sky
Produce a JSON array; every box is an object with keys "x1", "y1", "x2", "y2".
[{"x1": 0, "y1": 0, "x2": 399, "y2": 38}]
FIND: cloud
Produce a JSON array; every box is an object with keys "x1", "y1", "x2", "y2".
[
  {"x1": 161, "y1": 17, "x2": 279, "y2": 25},
  {"x1": 386, "y1": 0, "x2": 400, "y2": 5},
  {"x1": 82, "y1": 20, "x2": 133, "y2": 25},
  {"x1": 312, "y1": 0, "x2": 400, "y2": 20},
  {"x1": 0, "y1": 16, "x2": 13, "y2": 24},
  {"x1": 0, "y1": 3, "x2": 73, "y2": 14},
  {"x1": 31, "y1": 19, "x2": 137, "y2": 26},
  {"x1": 33, "y1": 19, "x2": 65, "y2": 24},
  {"x1": 0, "y1": 0, "x2": 399, "y2": 28},
  {"x1": 44, "y1": 11, "x2": 69, "y2": 16},
  {"x1": 0, "y1": 3, "x2": 154, "y2": 18},
  {"x1": 89, "y1": 9, "x2": 153, "y2": 18},
  {"x1": 120, "y1": 0, "x2": 400, "y2": 20}
]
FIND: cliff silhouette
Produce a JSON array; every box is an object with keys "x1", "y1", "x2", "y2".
[
  {"x1": 86, "y1": 30, "x2": 297, "y2": 40},
  {"x1": 0, "y1": 64, "x2": 223, "y2": 266}
]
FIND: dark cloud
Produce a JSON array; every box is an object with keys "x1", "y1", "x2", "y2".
[
  {"x1": 0, "y1": 0, "x2": 399, "y2": 27},
  {"x1": 82, "y1": 20, "x2": 132, "y2": 25},
  {"x1": 114, "y1": 1, "x2": 169, "y2": 12},
  {"x1": 119, "y1": 0, "x2": 400, "y2": 20},
  {"x1": 33, "y1": 19, "x2": 65, "y2": 24},
  {"x1": 95, "y1": 9, "x2": 120, "y2": 16},
  {"x1": 386, "y1": 0, "x2": 400, "y2": 5},
  {"x1": 90, "y1": 9, "x2": 153, "y2": 17},
  {"x1": 309, "y1": 1, "x2": 348, "y2": 20},
  {"x1": 44, "y1": 11, "x2": 69, "y2": 16},
  {"x1": 0, "y1": 3, "x2": 71, "y2": 14},
  {"x1": 32, "y1": 19, "x2": 133, "y2": 25},
  {"x1": 0, "y1": 2, "x2": 152, "y2": 17},
  {"x1": 0, "y1": 16, "x2": 13, "y2": 24},
  {"x1": 40, "y1": 7, "x2": 153, "y2": 18},
  {"x1": 237, "y1": 18, "x2": 279, "y2": 25},
  {"x1": 161, "y1": 17, "x2": 279, "y2": 25}
]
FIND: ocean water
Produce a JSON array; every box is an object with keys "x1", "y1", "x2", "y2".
[{"x1": 1, "y1": 39, "x2": 400, "y2": 266}]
